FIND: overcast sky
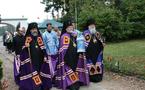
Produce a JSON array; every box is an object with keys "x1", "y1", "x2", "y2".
[{"x1": 0, "y1": 0, "x2": 52, "y2": 22}]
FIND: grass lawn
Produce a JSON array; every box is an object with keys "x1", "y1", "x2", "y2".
[{"x1": 104, "y1": 39, "x2": 145, "y2": 79}]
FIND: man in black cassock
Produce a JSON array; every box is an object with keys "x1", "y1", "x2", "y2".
[
  {"x1": 12, "y1": 23, "x2": 25, "y2": 85},
  {"x1": 12, "y1": 23, "x2": 25, "y2": 55},
  {"x1": 83, "y1": 18, "x2": 105, "y2": 82},
  {"x1": 14, "y1": 22, "x2": 52, "y2": 90}
]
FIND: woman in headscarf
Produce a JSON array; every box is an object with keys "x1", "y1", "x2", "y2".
[
  {"x1": 55, "y1": 20, "x2": 89, "y2": 90},
  {"x1": 83, "y1": 18, "x2": 105, "y2": 82},
  {"x1": 14, "y1": 22, "x2": 52, "y2": 90}
]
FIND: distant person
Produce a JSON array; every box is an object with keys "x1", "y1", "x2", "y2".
[
  {"x1": 12, "y1": 25, "x2": 25, "y2": 85},
  {"x1": 3, "y1": 31, "x2": 8, "y2": 50},
  {"x1": 12, "y1": 27, "x2": 25, "y2": 55},
  {"x1": 22, "y1": 27, "x2": 26, "y2": 36},
  {"x1": 53, "y1": 26, "x2": 61, "y2": 39},
  {"x1": 42, "y1": 23, "x2": 59, "y2": 79},
  {"x1": 72, "y1": 20, "x2": 81, "y2": 37},
  {"x1": 5, "y1": 31, "x2": 13, "y2": 53}
]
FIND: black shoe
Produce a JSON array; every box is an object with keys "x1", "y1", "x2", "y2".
[
  {"x1": 68, "y1": 82, "x2": 80, "y2": 90},
  {"x1": 90, "y1": 74, "x2": 103, "y2": 83}
]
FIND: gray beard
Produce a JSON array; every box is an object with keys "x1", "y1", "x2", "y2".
[
  {"x1": 90, "y1": 29, "x2": 96, "y2": 34},
  {"x1": 31, "y1": 32, "x2": 38, "y2": 36}
]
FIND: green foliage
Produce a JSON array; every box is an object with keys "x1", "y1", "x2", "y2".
[
  {"x1": 0, "y1": 59, "x2": 3, "y2": 80},
  {"x1": 43, "y1": 0, "x2": 145, "y2": 42},
  {"x1": 78, "y1": 0, "x2": 124, "y2": 41}
]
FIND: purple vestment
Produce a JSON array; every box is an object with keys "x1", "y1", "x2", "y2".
[
  {"x1": 55, "y1": 33, "x2": 89, "y2": 90},
  {"x1": 83, "y1": 30, "x2": 104, "y2": 78},
  {"x1": 14, "y1": 44, "x2": 52, "y2": 90}
]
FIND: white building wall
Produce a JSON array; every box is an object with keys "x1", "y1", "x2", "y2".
[{"x1": 1, "y1": 18, "x2": 28, "y2": 29}]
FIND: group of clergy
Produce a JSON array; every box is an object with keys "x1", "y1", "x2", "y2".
[{"x1": 13, "y1": 18, "x2": 105, "y2": 90}]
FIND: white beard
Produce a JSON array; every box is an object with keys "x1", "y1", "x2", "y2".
[
  {"x1": 31, "y1": 32, "x2": 38, "y2": 36},
  {"x1": 89, "y1": 28, "x2": 96, "y2": 34}
]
